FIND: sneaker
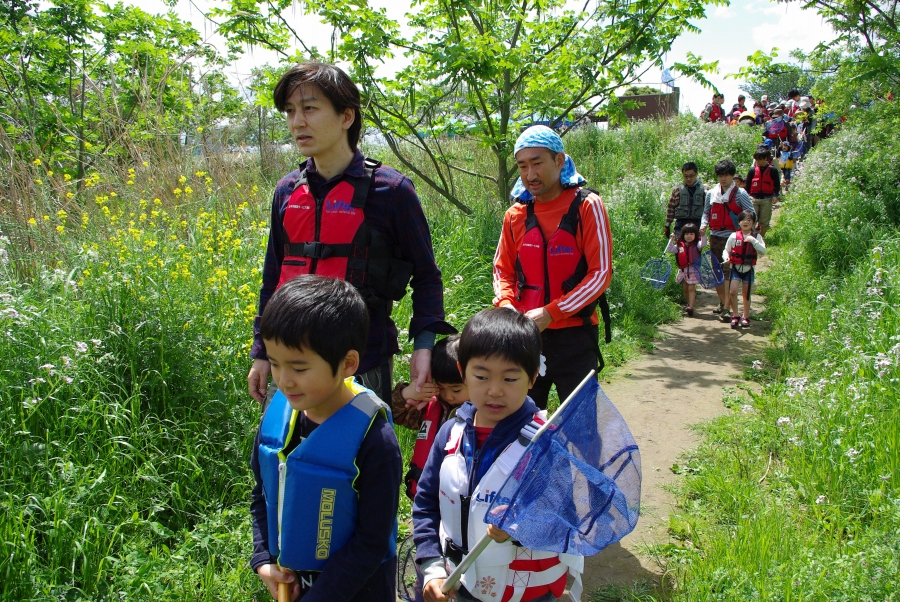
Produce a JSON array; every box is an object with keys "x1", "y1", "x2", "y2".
[
  {"x1": 712, "y1": 303, "x2": 726, "y2": 314},
  {"x1": 741, "y1": 317, "x2": 751, "y2": 328},
  {"x1": 731, "y1": 316, "x2": 740, "y2": 329},
  {"x1": 722, "y1": 312, "x2": 733, "y2": 323},
  {"x1": 685, "y1": 306, "x2": 694, "y2": 317}
]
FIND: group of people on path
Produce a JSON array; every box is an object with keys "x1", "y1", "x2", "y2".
[
  {"x1": 245, "y1": 62, "x2": 616, "y2": 602},
  {"x1": 664, "y1": 154, "x2": 771, "y2": 330}
]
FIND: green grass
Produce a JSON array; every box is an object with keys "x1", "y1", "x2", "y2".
[{"x1": 0, "y1": 116, "x2": 758, "y2": 600}]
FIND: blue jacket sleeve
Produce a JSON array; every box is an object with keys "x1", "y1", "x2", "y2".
[{"x1": 412, "y1": 419, "x2": 456, "y2": 563}]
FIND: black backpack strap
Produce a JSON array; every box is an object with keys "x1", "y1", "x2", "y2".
[
  {"x1": 598, "y1": 291, "x2": 612, "y2": 344},
  {"x1": 348, "y1": 157, "x2": 381, "y2": 208}
]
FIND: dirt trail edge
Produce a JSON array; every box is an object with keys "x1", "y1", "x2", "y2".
[{"x1": 582, "y1": 250, "x2": 775, "y2": 592}]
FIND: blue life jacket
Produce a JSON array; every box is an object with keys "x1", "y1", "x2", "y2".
[{"x1": 257, "y1": 381, "x2": 397, "y2": 572}]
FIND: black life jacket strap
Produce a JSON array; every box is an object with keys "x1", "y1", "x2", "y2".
[{"x1": 598, "y1": 292, "x2": 612, "y2": 344}]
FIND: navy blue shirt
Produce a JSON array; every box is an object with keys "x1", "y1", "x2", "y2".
[
  {"x1": 251, "y1": 151, "x2": 451, "y2": 372},
  {"x1": 250, "y1": 410, "x2": 402, "y2": 601}
]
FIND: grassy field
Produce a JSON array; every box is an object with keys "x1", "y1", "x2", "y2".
[{"x1": 0, "y1": 117, "x2": 758, "y2": 600}]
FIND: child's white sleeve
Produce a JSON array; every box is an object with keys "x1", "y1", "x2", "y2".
[
  {"x1": 722, "y1": 234, "x2": 736, "y2": 263},
  {"x1": 698, "y1": 236, "x2": 707, "y2": 251},
  {"x1": 666, "y1": 240, "x2": 678, "y2": 254},
  {"x1": 750, "y1": 236, "x2": 767, "y2": 254},
  {"x1": 420, "y1": 556, "x2": 449, "y2": 588}
]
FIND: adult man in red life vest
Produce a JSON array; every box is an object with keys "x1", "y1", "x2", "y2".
[
  {"x1": 247, "y1": 62, "x2": 454, "y2": 406},
  {"x1": 700, "y1": 159, "x2": 756, "y2": 320},
  {"x1": 492, "y1": 125, "x2": 613, "y2": 410}
]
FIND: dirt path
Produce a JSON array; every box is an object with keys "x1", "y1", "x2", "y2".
[{"x1": 581, "y1": 250, "x2": 775, "y2": 592}]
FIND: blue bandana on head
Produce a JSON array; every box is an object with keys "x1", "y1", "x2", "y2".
[{"x1": 510, "y1": 125, "x2": 586, "y2": 201}]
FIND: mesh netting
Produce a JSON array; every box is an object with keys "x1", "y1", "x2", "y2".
[
  {"x1": 697, "y1": 250, "x2": 724, "y2": 289},
  {"x1": 396, "y1": 535, "x2": 422, "y2": 602},
  {"x1": 485, "y1": 378, "x2": 641, "y2": 556},
  {"x1": 640, "y1": 257, "x2": 671, "y2": 290}
]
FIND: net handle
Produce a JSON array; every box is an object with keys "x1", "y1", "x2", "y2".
[{"x1": 440, "y1": 370, "x2": 597, "y2": 594}]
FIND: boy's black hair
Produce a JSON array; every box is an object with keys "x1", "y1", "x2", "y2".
[
  {"x1": 259, "y1": 275, "x2": 368, "y2": 375},
  {"x1": 431, "y1": 335, "x2": 463, "y2": 385},
  {"x1": 458, "y1": 308, "x2": 541, "y2": 379},
  {"x1": 714, "y1": 159, "x2": 736, "y2": 176},
  {"x1": 678, "y1": 222, "x2": 700, "y2": 243},
  {"x1": 273, "y1": 62, "x2": 363, "y2": 151},
  {"x1": 753, "y1": 148, "x2": 771, "y2": 161},
  {"x1": 737, "y1": 210, "x2": 756, "y2": 223},
  {"x1": 681, "y1": 161, "x2": 698, "y2": 174},
  {"x1": 788, "y1": 89, "x2": 800, "y2": 99}
]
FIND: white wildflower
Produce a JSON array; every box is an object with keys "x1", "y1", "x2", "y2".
[
  {"x1": 752, "y1": 360, "x2": 763, "y2": 370},
  {"x1": 777, "y1": 416, "x2": 792, "y2": 427},
  {"x1": 846, "y1": 448, "x2": 860, "y2": 463},
  {"x1": 816, "y1": 294, "x2": 827, "y2": 303},
  {"x1": 75, "y1": 341, "x2": 88, "y2": 354},
  {"x1": 795, "y1": 331, "x2": 806, "y2": 341},
  {"x1": 815, "y1": 495, "x2": 827, "y2": 504},
  {"x1": 453, "y1": 274, "x2": 463, "y2": 283}
]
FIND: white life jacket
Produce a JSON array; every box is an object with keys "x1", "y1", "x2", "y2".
[{"x1": 437, "y1": 415, "x2": 584, "y2": 602}]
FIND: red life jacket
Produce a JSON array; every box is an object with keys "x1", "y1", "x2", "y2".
[
  {"x1": 404, "y1": 399, "x2": 451, "y2": 500},
  {"x1": 748, "y1": 165, "x2": 776, "y2": 196},
  {"x1": 706, "y1": 103, "x2": 723, "y2": 122},
  {"x1": 708, "y1": 186, "x2": 741, "y2": 232},
  {"x1": 513, "y1": 189, "x2": 600, "y2": 328},
  {"x1": 676, "y1": 240, "x2": 700, "y2": 269},
  {"x1": 765, "y1": 118, "x2": 790, "y2": 141},
  {"x1": 729, "y1": 231, "x2": 758, "y2": 266},
  {"x1": 277, "y1": 158, "x2": 413, "y2": 302}
]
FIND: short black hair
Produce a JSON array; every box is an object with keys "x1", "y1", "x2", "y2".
[
  {"x1": 458, "y1": 308, "x2": 541, "y2": 380},
  {"x1": 738, "y1": 209, "x2": 756, "y2": 223},
  {"x1": 788, "y1": 89, "x2": 800, "y2": 99},
  {"x1": 273, "y1": 62, "x2": 363, "y2": 151},
  {"x1": 753, "y1": 148, "x2": 771, "y2": 160},
  {"x1": 714, "y1": 159, "x2": 736, "y2": 176},
  {"x1": 431, "y1": 335, "x2": 463, "y2": 385},
  {"x1": 260, "y1": 275, "x2": 369, "y2": 375},
  {"x1": 681, "y1": 162, "x2": 698, "y2": 174}
]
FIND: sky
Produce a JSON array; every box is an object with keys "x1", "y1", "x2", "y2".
[{"x1": 144, "y1": 0, "x2": 834, "y2": 116}]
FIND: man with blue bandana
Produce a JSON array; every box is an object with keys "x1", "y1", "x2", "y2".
[{"x1": 492, "y1": 125, "x2": 613, "y2": 409}]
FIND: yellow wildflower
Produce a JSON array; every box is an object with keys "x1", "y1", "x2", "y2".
[
  {"x1": 179, "y1": 175, "x2": 187, "y2": 185},
  {"x1": 64, "y1": 174, "x2": 72, "y2": 181},
  {"x1": 127, "y1": 180, "x2": 134, "y2": 185},
  {"x1": 66, "y1": 192, "x2": 74, "y2": 199},
  {"x1": 35, "y1": 179, "x2": 42, "y2": 185},
  {"x1": 56, "y1": 225, "x2": 65, "y2": 234},
  {"x1": 173, "y1": 188, "x2": 182, "y2": 197},
  {"x1": 153, "y1": 198, "x2": 162, "y2": 206},
  {"x1": 109, "y1": 192, "x2": 117, "y2": 198},
  {"x1": 57, "y1": 210, "x2": 67, "y2": 220},
  {"x1": 32, "y1": 158, "x2": 42, "y2": 166},
  {"x1": 184, "y1": 186, "x2": 193, "y2": 195},
  {"x1": 28, "y1": 218, "x2": 37, "y2": 226},
  {"x1": 195, "y1": 171, "x2": 207, "y2": 177},
  {"x1": 47, "y1": 170, "x2": 53, "y2": 176}
]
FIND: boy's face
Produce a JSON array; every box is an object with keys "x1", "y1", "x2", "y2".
[
  {"x1": 717, "y1": 173, "x2": 735, "y2": 189},
  {"x1": 462, "y1": 355, "x2": 537, "y2": 429},
  {"x1": 264, "y1": 338, "x2": 357, "y2": 421},
  {"x1": 283, "y1": 83, "x2": 354, "y2": 161},
  {"x1": 436, "y1": 381, "x2": 468, "y2": 406}
]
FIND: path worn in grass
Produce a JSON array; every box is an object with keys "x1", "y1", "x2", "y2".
[{"x1": 582, "y1": 246, "x2": 775, "y2": 594}]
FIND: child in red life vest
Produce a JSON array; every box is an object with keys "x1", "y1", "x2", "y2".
[
  {"x1": 667, "y1": 223, "x2": 705, "y2": 317},
  {"x1": 391, "y1": 335, "x2": 468, "y2": 500},
  {"x1": 413, "y1": 308, "x2": 583, "y2": 602},
  {"x1": 722, "y1": 211, "x2": 767, "y2": 329}
]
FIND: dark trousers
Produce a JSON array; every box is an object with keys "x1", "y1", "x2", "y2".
[{"x1": 528, "y1": 325, "x2": 602, "y2": 410}]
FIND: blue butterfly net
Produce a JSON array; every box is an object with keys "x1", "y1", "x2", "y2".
[
  {"x1": 698, "y1": 251, "x2": 724, "y2": 289},
  {"x1": 485, "y1": 378, "x2": 641, "y2": 556},
  {"x1": 640, "y1": 257, "x2": 671, "y2": 290}
]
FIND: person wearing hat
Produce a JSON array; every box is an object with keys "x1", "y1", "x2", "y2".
[{"x1": 492, "y1": 125, "x2": 613, "y2": 409}]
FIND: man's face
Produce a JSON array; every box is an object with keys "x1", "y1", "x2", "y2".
[
  {"x1": 714, "y1": 95, "x2": 724, "y2": 104},
  {"x1": 283, "y1": 83, "x2": 355, "y2": 161},
  {"x1": 682, "y1": 169, "x2": 698, "y2": 186},
  {"x1": 515, "y1": 147, "x2": 564, "y2": 201},
  {"x1": 717, "y1": 173, "x2": 735, "y2": 189}
]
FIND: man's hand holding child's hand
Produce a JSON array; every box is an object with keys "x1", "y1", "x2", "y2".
[
  {"x1": 257, "y1": 564, "x2": 298, "y2": 601},
  {"x1": 402, "y1": 382, "x2": 440, "y2": 411}
]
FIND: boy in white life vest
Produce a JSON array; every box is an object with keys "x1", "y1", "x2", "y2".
[
  {"x1": 392, "y1": 334, "x2": 468, "y2": 499},
  {"x1": 413, "y1": 308, "x2": 583, "y2": 602},
  {"x1": 722, "y1": 211, "x2": 767, "y2": 329},
  {"x1": 249, "y1": 275, "x2": 402, "y2": 601}
]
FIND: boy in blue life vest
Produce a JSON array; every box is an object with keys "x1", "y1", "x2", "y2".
[
  {"x1": 391, "y1": 334, "x2": 469, "y2": 500},
  {"x1": 413, "y1": 308, "x2": 584, "y2": 602},
  {"x1": 249, "y1": 274, "x2": 402, "y2": 602}
]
